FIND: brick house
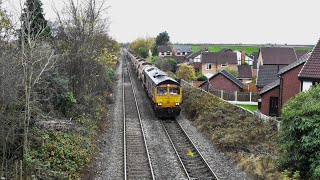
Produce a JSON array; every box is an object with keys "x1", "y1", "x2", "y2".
[
  {"x1": 199, "y1": 70, "x2": 244, "y2": 92},
  {"x1": 201, "y1": 52, "x2": 238, "y2": 78},
  {"x1": 298, "y1": 39, "x2": 320, "y2": 91},
  {"x1": 279, "y1": 52, "x2": 311, "y2": 108},
  {"x1": 259, "y1": 52, "x2": 311, "y2": 116},
  {"x1": 256, "y1": 47, "x2": 298, "y2": 91},
  {"x1": 259, "y1": 80, "x2": 280, "y2": 116}
]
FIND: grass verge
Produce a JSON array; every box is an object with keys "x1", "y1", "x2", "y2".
[{"x1": 237, "y1": 104, "x2": 258, "y2": 112}]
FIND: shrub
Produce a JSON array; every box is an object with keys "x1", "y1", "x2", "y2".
[
  {"x1": 197, "y1": 75, "x2": 207, "y2": 81},
  {"x1": 27, "y1": 129, "x2": 93, "y2": 179},
  {"x1": 176, "y1": 64, "x2": 196, "y2": 81},
  {"x1": 278, "y1": 84, "x2": 320, "y2": 178}
]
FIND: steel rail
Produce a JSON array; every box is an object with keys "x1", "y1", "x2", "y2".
[
  {"x1": 161, "y1": 120, "x2": 219, "y2": 180},
  {"x1": 123, "y1": 52, "x2": 155, "y2": 179}
]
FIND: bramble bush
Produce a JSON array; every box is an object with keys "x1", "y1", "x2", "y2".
[
  {"x1": 27, "y1": 129, "x2": 93, "y2": 179},
  {"x1": 278, "y1": 84, "x2": 320, "y2": 179}
]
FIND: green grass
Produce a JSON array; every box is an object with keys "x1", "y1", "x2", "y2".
[
  {"x1": 192, "y1": 46, "x2": 314, "y2": 55},
  {"x1": 237, "y1": 104, "x2": 258, "y2": 112},
  {"x1": 192, "y1": 46, "x2": 259, "y2": 55},
  {"x1": 294, "y1": 47, "x2": 313, "y2": 51}
]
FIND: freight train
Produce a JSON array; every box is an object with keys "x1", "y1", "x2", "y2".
[{"x1": 125, "y1": 50, "x2": 182, "y2": 118}]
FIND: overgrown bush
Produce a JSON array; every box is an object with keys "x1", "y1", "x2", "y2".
[
  {"x1": 27, "y1": 129, "x2": 93, "y2": 179},
  {"x1": 278, "y1": 84, "x2": 320, "y2": 178}
]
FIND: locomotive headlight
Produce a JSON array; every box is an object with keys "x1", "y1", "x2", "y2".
[
  {"x1": 175, "y1": 102, "x2": 180, "y2": 106},
  {"x1": 157, "y1": 102, "x2": 162, "y2": 106}
]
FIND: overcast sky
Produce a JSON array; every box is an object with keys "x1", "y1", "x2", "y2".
[{"x1": 3, "y1": 0, "x2": 320, "y2": 45}]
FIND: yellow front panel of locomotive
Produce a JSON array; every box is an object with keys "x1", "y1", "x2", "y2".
[{"x1": 153, "y1": 85, "x2": 182, "y2": 108}]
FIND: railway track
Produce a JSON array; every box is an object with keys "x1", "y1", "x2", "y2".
[
  {"x1": 123, "y1": 56, "x2": 154, "y2": 180},
  {"x1": 162, "y1": 120, "x2": 219, "y2": 180}
]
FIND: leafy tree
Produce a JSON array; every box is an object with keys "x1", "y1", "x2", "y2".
[
  {"x1": 154, "y1": 57, "x2": 177, "y2": 72},
  {"x1": 155, "y1": 31, "x2": 170, "y2": 46},
  {"x1": 129, "y1": 37, "x2": 154, "y2": 57},
  {"x1": 20, "y1": 0, "x2": 51, "y2": 40},
  {"x1": 278, "y1": 84, "x2": 320, "y2": 178},
  {"x1": 152, "y1": 45, "x2": 158, "y2": 56},
  {"x1": 138, "y1": 47, "x2": 148, "y2": 58},
  {"x1": 176, "y1": 64, "x2": 196, "y2": 81}
]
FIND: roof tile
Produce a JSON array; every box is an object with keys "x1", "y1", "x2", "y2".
[{"x1": 299, "y1": 39, "x2": 320, "y2": 79}]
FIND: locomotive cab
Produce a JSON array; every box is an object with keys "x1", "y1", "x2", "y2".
[{"x1": 153, "y1": 84, "x2": 182, "y2": 118}]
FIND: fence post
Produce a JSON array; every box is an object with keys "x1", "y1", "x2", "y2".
[
  {"x1": 235, "y1": 91, "x2": 237, "y2": 101},
  {"x1": 221, "y1": 90, "x2": 223, "y2": 99},
  {"x1": 250, "y1": 92, "x2": 252, "y2": 102}
]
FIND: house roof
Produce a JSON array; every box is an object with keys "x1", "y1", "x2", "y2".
[
  {"x1": 279, "y1": 51, "x2": 311, "y2": 75},
  {"x1": 238, "y1": 65, "x2": 253, "y2": 79},
  {"x1": 173, "y1": 45, "x2": 192, "y2": 52},
  {"x1": 295, "y1": 50, "x2": 310, "y2": 59},
  {"x1": 185, "y1": 52, "x2": 193, "y2": 58},
  {"x1": 157, "y1": 45, "x2": 172, "y2": 52},
  {"x1": 187, "y1": 51, "x2": 202, "y2": 58},
  {"x1": 164, "y1": 56, "x2": 185, "y2": 64},
  {"x1": 200, "y1": 70, "x2": 244, "y2": 88},
  {"x1": 299, "y1": 39, "x2": 320, "y2": 79},
  {"x1": 202, "y1": 52, "x2": 237, "y2": 64},
  {"x1": 259, "y1": 79, "x2": 280, "y2": 95},
  {"x1": 260, "y1": 47, "x2": 297, "y2": 65},
  {"x1": 256, "y1": 65, "x2": 286, "y2": 88}
]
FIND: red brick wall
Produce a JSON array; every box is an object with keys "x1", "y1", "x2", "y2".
[
  {"x1": 201, "y1": 74, "x2": 241, "y2": 92},
  {"x1": 280, "y1": 64, "x2": 303, "y2": 108},
  {"x1": 261, "y1": 86, "x2": 279, "y2": 116}
]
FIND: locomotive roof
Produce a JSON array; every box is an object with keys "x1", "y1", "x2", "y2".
[{"x1": 144, "y1": 66, "x2": 180, "y2": 86}]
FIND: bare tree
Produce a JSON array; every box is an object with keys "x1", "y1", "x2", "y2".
[
  {"x1": 53, "y1": 0, "x2": 111, "y2": 99},
  {"x1": 19, "y1": 0, "x2": 57, "y2": 160}
]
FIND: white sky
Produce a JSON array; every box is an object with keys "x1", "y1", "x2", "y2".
[{"x1": 3, "y1": 0, "x2": 320, "y2": 45}]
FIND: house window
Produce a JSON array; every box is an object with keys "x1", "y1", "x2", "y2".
[
  {"x1": 166, "y1": 52, "x2": 171, "y2": 56},
  {"x1": 221, "y1": 64, "x2": 227, "y2": 67},
  {"x1": 177, "y1": 52, "x2": 181, "y2": 55},
  {"x1": 161, "y1": 52, "x2": 165, "y2": 55},
  {"x1": 182, "y1": 52, "x2": 186, "y2": 55},
  {"x1": 206, "y1": 63, "x2": 212, "y2": 70}
]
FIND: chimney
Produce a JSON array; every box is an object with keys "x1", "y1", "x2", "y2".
[{"x1": 241, "y1": 49, "x2": 246, "y2": 65}]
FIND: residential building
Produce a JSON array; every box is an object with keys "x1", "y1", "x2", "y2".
[
  {"x1": 199, "y1": 70, "x2": 244, "y2": 92},
  {"x1": 259, "y1": 52, "x2": 311, "y2": 116},
  {"x1": 201, "y1": 52, "x2": 237, "y2": 78},
  {"x1": 172, "y1": 45, "x2": 192, "y2": 56},
  {"x1": 237, "y1": 65, "x2": 253, "y2": 83},
  {"x1": 298, "y1": 39, "x2": 320, "y2": 91},
  {"x1": 158, "y1": 45, "x2": 172, "y2": 57},
  {"x1": 256, "y1": 47, "x2": 298, "y2": 91}
]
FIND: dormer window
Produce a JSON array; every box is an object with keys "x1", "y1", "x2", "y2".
[{"x1": 221, "y1": 64, "x2": 227, "y2": 67}]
